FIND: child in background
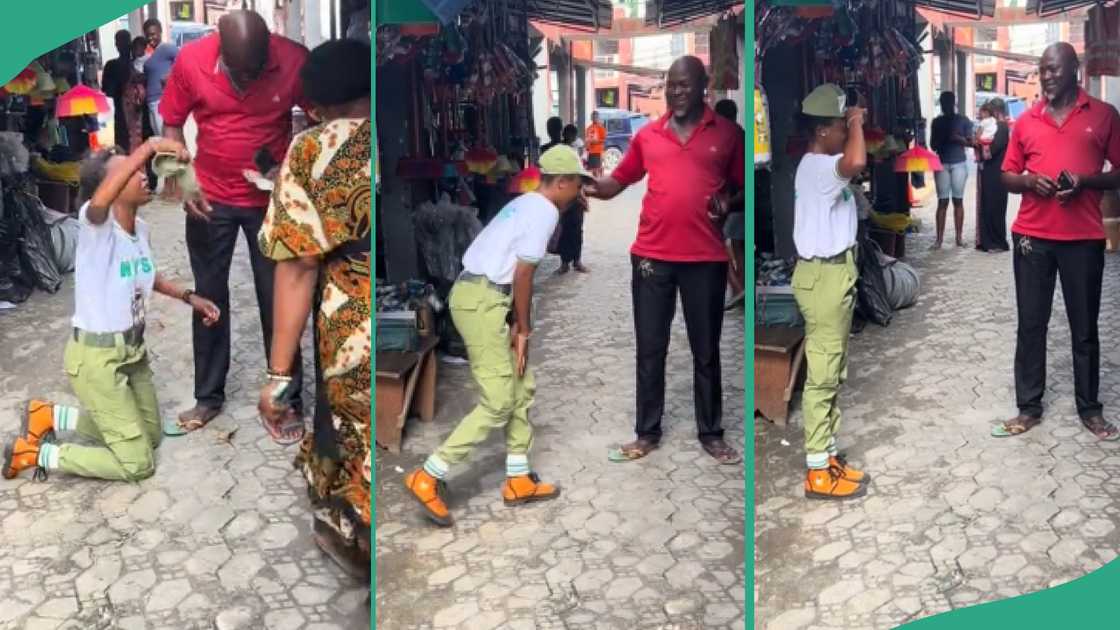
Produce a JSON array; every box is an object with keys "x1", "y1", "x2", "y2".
[{"x1": 975, "y1": 104, "x2": 997, "y2": 162}]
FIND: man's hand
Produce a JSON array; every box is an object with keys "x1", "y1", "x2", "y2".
[
  {"x1": 170, "y1": 174, "x2": 214, "y2": 222},
  {"x1": 1028, "y1": 173, "x2": 1059, "y2": 198},
  {"x1": 189, "y1": 294, "x2": 221, "y2": 326},
  {"x1": 708, "y1": 189, "x2": 731, "y2": 223},
  {"x1": 1056, "y1": 172, "x2": 1082, "y2": 205}
]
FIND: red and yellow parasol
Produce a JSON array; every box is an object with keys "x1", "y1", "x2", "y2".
[
  {"x1": 55, "y1": 85, "x2": 111, "y2": 118},
  {"x1": 894, "y1": 146, "x2": 943, "y2": 173},
  {"x1": 3, "y1": 66, "x2": 37, "y2": 95},
  {"x1": 507, "y1": 165, "x2": 541, "y2": 193},
  {"x1": 464, "y1": 146, "x2": 499, "y2": 175},
  {"x1": 864, "y1": 127, "x2": 887, "y2": 155}
]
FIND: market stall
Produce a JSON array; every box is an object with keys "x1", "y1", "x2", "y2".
[
  {"x1": 0, "y1": 32, "x2": 107, "y2": 310},
  {"x1": 754, "y1": 0, "x2": 927, "y2": 422}
]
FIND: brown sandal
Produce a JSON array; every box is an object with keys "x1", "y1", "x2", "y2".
[
  {"x1": 702, "y1": 439, "x2": 742, "y2": 465},
  {"x1": 1081, "y1": 416, "x2": 1120, "y2": 441}
]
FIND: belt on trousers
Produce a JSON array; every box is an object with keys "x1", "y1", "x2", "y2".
[
  {"x1": 72, "y1": 324, "x2": 145, "y2": 348},
  {"x1": 799, "y1": 248, "x2": 854, "y2": 265},
  {"x1": 458, "y1": 271, "x2": 512, "y2": 296}
]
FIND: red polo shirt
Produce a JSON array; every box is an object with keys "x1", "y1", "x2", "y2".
[
  {"x1": 160, "y1": 33, "x2": 310, "y2": 208},
  {"x1": 1003, "y1": 89, "x2": 1120, "y2": 241},
  {"x1": 611, "y1": 106, "x2": 745, "y2": 262}
]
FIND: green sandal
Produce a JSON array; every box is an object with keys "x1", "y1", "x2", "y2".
[{"x1": 991, "y1": 416, "x2": 1041, "y2": 438}]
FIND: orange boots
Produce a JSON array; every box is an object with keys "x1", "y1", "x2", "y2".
[
  {"x1": 22, "y1": 400, "x2": 56, "y2": 446},
  {"x1": 502, "y1": 473, "x2": 560, "y2": 506},
  {"x1": 404, "y1": 469, "x2": 453, "y2": 527},
  {"x1": 829, "y1": 455, "x2": 869, "y2": 484},
  {"x1": 805, "y1": 462, "x2": 868, "y2": 501},
  {"x1": 406, "y1": 469, "x2": 562, "y2": 526},
  {"x1": 3, "y1": 437, "x2": 41, "y2": 480}
]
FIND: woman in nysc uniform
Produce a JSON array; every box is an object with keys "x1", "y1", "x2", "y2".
[{"x1": 3, "y1": 138, "x2": 219, "y2": 482}]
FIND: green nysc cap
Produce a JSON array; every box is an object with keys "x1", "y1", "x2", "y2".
[
  {"x1": 802, "y1": 83, "x2": 847, "y2": 119},
  {"x1": 539, "y1": 145, "x2": 595, "y2": 183}
]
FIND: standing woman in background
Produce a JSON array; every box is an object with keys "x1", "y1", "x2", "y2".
[
  {"x1": 977, "y1": 97, "x2": 1011, "y2": 252},
  {"x1": 558, "y1": 123, "x2": 590, "y2": 274},
  {"x1": 257, "y1": 39, "x2": 372, "y2": 581}
]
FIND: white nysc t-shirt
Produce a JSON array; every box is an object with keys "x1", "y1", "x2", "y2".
[
  {"x1": 462, "y1": 191, "x2": 559, "y2": 285},
  {"x1": 71, "y1": 202, "x2": 157, "y2": 333},
  {"x1": 793, "y1": 153, "x2": 858, "y2": 259}
]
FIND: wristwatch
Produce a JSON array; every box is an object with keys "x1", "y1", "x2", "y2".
[{"x1": 181, "y1": 289, "x2": 194, "y2": 304}]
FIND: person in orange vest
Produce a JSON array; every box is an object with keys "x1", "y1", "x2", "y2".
[{"x1": 585, "y1": 111, "x2": 607, "y2": 177}]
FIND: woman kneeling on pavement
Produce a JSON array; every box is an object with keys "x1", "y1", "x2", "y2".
[{"x1": 3, "y1": 138, "x2": 220, "y2": 482}]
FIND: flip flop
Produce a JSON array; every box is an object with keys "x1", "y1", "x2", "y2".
[
  {"x1": 168, "y1": 405, "x2": 221, "y2": 436},
  {"x1": 991, "y1": 416, "x2": 1041, "y2": 438},
  {"x1": 162, "y1": 418, "x2": 189, "y2": 437},
  {"x1": 607, "y1": 439, "x2": 659, "y2": 463},
  {"x1": 260, "y1": 410, "x2": 305, "y2": 446}
]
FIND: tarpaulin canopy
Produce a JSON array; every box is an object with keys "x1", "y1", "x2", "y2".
[
  {"x1": 526, "y1": 0, "x2": 613, "y2": 30},
  {"x1": 1027, "y1": 0, "x2": 1100, "y2": 17},
  {"x1": 645, "y1": 0, "x2": 743, "y2": 27},
  {"x1": 909, "y1": 0, "x2": 996, "y2": 19},
  {"x1": 378, "y1": 0, "x2": 612, "y2": 30}
]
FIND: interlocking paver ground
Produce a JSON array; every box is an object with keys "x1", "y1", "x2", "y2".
[
  {"x1": 756, "y1": 189, "x2": 1120, "y2": 629},
  {"x1": 375, "y1": 183, "x2": 747, "y2": 630},
  {"x1": 0, "y1": 200, "x2": 368, "y2": 630}
]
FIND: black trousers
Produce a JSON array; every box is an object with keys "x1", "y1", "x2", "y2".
[
  {"x1": 558, "y1": 207, "x2": 585, "y2": 263},
  {"x1": 1012, "y1": 233, "x2": 1104, "y2": 419},
  {"x1": 632, "y1": 255, "x2": 728, "y2": 442},
  {"x1": 185, "y1": 204, "x2": 304, "y2": 408}
]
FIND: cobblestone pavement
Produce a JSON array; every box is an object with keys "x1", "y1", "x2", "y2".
[
  {"x1": 376, "y1": 183, "x2": 747, "y2": 630},
  {"x1": 756, "y1": 191, "x2": 1120, "y2": 629},
  {"x1": 0, "y1": 200, "x2": 368, "y2": 630}
]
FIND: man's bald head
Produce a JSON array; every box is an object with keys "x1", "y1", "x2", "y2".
[
  {"x1": 669, "y1": 55, "x2": 707, "y2": 84},
  {"x1": 219, "y1": 10, "x2": 270, "y2": 88},
  {"x1": 665, "y1": 55, "x2": 708, "y2": 121},
  {"x1": 1039, "y1": 42, "x2": 1080, "y2": 103}
]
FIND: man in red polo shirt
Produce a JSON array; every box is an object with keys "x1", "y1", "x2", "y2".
[
  {"x1": 996, "y1": 42, "x2": 1120, "y2": 441},
  {"x1": 160, "y1": 10, "x2": 311, "y2": 437},
  {"x1": 586, "y1": 56, "x2": 744, "y2": 465}
]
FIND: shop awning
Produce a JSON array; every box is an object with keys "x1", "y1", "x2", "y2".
[
  {"x1": 1026, "y1": 0, "x2": 1099, "y2": 17},
  {"x1": 907, "y1": 0, "x2": 996, "y2": 19},
  {"x1": 571, "y1": 58, "x2": 668, "y2": 78},
  {"x1": 525, "y1": 0, "x2": 613, "y2": 30},
  {"x1": 645, "y1": 0, "x2": 743, "y2": 27}
]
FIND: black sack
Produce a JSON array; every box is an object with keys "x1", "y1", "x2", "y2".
[
  {"x1": 8, "y1": 181, "x2": 62, "y2": 294},
  {"x1": 854, "y1": 236, "x2": 893, "y2": 327}
]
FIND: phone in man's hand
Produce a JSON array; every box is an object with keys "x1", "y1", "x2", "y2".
[{"x1": 1058, "y1": 170, "x2": 1075, "y2": 192}]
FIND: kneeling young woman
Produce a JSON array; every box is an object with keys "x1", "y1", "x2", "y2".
[{"x1": 3, "y1": 138, "x2": 219, "y2": 482}]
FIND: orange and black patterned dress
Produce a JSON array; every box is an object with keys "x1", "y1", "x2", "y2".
[{"x1": 259, "y1": 118, "x2": 371, "y2": 559}]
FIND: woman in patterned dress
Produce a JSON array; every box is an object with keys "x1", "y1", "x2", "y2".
[{"x1": 257, "y1": 39, "x2": 371, "y2": 580}]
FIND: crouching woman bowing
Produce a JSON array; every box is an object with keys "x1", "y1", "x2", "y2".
[{"x1": 3, "y1": 138, "x2": 219, "y2": 482}]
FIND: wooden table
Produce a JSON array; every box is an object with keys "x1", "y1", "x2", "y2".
[
  {"x1": 375, "y1": 335, "x2": 440, "y2": 453},
  {"x1": 754, "y1": 325, "x2": 806, "y2": 426}
]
